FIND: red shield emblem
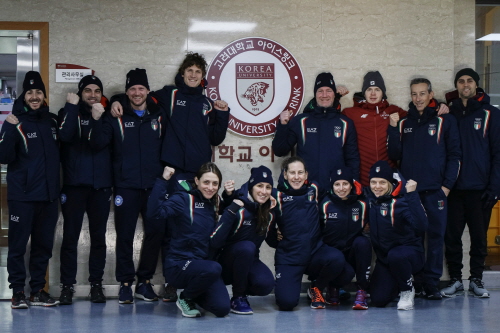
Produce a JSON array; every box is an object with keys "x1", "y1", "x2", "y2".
[{"x1": 236, "y1": 63, "x2": 275, "y2": 116}]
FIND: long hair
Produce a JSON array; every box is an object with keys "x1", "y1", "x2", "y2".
[
  {"x1": 250, "y1": 186, "x2": 273, "y2": 236},
  {"x1": 195, "y1": 162, "x2": 222, "y2": 220}
]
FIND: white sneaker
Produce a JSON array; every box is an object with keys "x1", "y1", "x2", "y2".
[{"x1": 397, "y1": 287, "x2": 415, "y2": 311}]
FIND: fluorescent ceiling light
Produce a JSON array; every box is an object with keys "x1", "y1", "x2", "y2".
[
  {"x1": 476, "y1": 33, "x2": 500, "y2": 41},
  {"x1": 189, "y1": 20, "x2": 256, "y2": 33}
]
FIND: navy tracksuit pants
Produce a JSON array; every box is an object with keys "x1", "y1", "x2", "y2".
[
  {"x1": 165, "y1": 259, "x2": 230, "y2": 317},
  {"x1": 7, "y1": 200, "x2": 59, "y2": 293},
  {"x1": 59, "y1": 186, "x2": 112, "y2": 285},
  {"x1": 331, "y1": 235, "x2": 372, "y2": 290},
  {"x1": 370, "y1": 245, "x2": 424, "y2": 307},
  {"x1": 275, "y1": 243, "x2": 346, "y2": 311},
  {"x1": 218, "y1": 240, "x2": 274, "y2": 297},
  {"x1": 445, "y1": 189, "x2": 492, "y2": 280},
  {"x1": 417, "y1": 189, "x2": 448, "y2": 287},
  {"x1": 114, "y1": 187, "x2": 166, "y2": 283}
]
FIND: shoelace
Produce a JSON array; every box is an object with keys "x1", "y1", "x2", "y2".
[
  {"x1": 471, "y1": 279, "x2": 484, "y2": 288},
  {"x1": 355, "y1": 291, "x2": 366, "y2": 303},
  {"x1": 183, "y1": 298, "x2": 197, "y2": 310},
  {"x1": 310, "y1": 287, "x2": 325, "y2": 303}
]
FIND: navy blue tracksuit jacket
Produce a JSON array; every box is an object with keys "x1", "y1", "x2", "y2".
[
  {"x1": 387, "y1": 99, "x2": 461, "y2": 191},
  {"x1": 272, "y1": 98, "x2": 360, "y2": 195}
]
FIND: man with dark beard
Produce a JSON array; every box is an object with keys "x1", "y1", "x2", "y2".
[
  {"x1": 57, "y1": 75, "x2": 112, "y2": 304},
  {"x1": 0, "y1": 71, "x2": 60, "y2": 308}
]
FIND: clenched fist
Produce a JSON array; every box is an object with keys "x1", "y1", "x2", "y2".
[
  {"x1": 280, "y1": 110, "x2": 292, "y2": 125},
  {"x1": 5, "y1": 114, "x2": 19, "y2": 125},
  {"x1": 389, "y1": 113, "x2": 400, "y2": 127},
  {"x1": 405, "y1": 179, "x2": 417, "y2": 193},
  {"x1": 91, "y1": 103, "x2": 105, "y2": 120},
  {"x1": 163, "y1": 166, "x2": 175, "y2": 181},
  {"x1": 67, "y1": 92, "x2": 80, "y2": 105}
]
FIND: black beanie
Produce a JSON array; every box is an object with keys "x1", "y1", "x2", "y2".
[
  {"x1": 454, "y1": 68, "x2": 479, "y2": 88},
  {"x1": 125, "y1": 68, "x2": 150, "y2": 91},
  {"x1": 314, "y1": 72, "x2": 336, "y2": 95},
  {"x1": 78, "y1": 75, "x2": 103, "y2": 97},
  {"x1": 248, "y1": 165, "x2": 273, "y2": 191},
  {"x1": 362, "y1": 71, "x2": 386, "y2": 98},
  {"x1": 369, "y1": 160, "x2": 396, "y2": 184},
  {"x1": 22, "y1": 71, "x2": 46, "y2": 96},
  {"x1": 330, "y1": 167, "x2": 354, "y2": 189}
]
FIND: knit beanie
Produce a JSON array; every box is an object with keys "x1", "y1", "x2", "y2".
[
  {"x1": 22, "y1": 71, "x2": 46, "y2": 96},
  {"x1": 78, "y1": 75, "x2": 103, "y2": 97},
  {"x1": 329, "y1": 167, "x2": 354, "y2": 189},
  {"x1": 454, "y1": 68, "x2": 479, "y2": 88},
  {"x1": 248, "y1": 165, "x2": 273, "y2": 191},
  {"x1": 362, "y1": 71, "x2": 386, "y2": 97},
  {"x1": 126, "y1": 68, "x2": 150, "y2": 91},
  {"x1": 314, "y1": 72, "x2": 336, "y2": 95},
  {"x1": 369, "y1": 160, "x2": 396, "y2": 184}
]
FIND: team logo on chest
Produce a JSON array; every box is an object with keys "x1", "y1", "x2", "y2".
[
  {"x1": 243, "y1": 220, "x2": 252, "y2": 226},
  {"x1": 474, "y1": 118, "x2": 482, "y2": 130},
  {"x1": 151, "y1": 119, "x2": 158, "y2": 131},
  {"x1": 380, "y1": 203, "x2": 388, "y2": 216},
  {"x1": 80, "y1": 119, "x2": 89, "y2": 126},
  {"x1": 352, "y1": 208, "x2": 360, "y2": 222},
  {"x1": 334, "y1": 126, "x2": 342, "y2": 138},
  {"x1": 328, "y1": 212, "x2": 338, "y2": 219},
  {"x1": 195, "y1": 202, "x2": 204, "y2": 209},
  {"x1": 27, "y1": 132, "x2": 37, "y2": 139},
  {"x1": 428, "y1": 124, "x2": 436, "y2": 136},
  {"x1": 438, "y1": 200, "x2": 445, "y2": 210},
  {"x1": 124, "y1": 122, "x2": 134, "y2": 128}
]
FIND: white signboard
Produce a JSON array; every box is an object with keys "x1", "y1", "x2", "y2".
[{"x1": 56, "y1": 64, "x2": 94, "y2": 83}]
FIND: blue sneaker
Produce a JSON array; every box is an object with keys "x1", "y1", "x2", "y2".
[
  {"x1": 135, "y1": 281, "x2": 158, "y2": 301},
  {"x1": 119, "y1": 283, "x2": 134, "y2": 304},
  {"x1": 230, "y1": 296, "x2": 253, "y2": 314}
]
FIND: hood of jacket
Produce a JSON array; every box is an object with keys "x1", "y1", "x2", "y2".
[{"x1": 407, "y1": 98, "x2": 439, "y2": 123}]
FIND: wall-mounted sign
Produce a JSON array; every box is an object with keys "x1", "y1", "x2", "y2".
[
  {"x1": 56, "y1": 64, "x2": 94, "y2": 83},
  {"x1": 207, "y1": 37, "x2": 304, "y2": 137}
]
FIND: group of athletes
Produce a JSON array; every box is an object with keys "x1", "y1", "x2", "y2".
[{"x1": 0, "y1": 51, "x2": 498, "y2": 317}]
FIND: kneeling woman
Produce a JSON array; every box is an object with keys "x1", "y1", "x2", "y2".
[
  {"x1": 367, "y1": 161, "x2": 427, "y2": 310},
  {"x1": 214, "y1": 166, "x2": 276, "y2": 315},
  {"x1": 320, "y1": 167, "x2": 371, "y2": 310},
  {"x1": 147, "y1": 162, "x2": 230, "y2": 318},
  {"x1": 268, "y1": 156, "x2": 348, "y2": 310}
]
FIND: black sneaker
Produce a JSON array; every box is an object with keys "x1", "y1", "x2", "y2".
[
  {"x1": 119, "y1": 283, "x2": 134, "y2": 304},
  {"x1": 59, "y1": 285, "x2": 75, "y2": 305},
  {"x1": 163, "y1": 283, "x2": 178, "y2": 302},
  {"x1": 424, "y1": 286, "x2": 442, "y2": 300},
  {"x1": 30, "y1": 289, "x2": 59, "y2": 307},
  {"x1": 90, "y1": 283, "x2": 106, "y2": 303},
  {"x1": 11, "y1": 291, "x2": 29, "y2": 309}
]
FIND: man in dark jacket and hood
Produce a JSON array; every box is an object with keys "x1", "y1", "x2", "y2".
[
  {"x1": 0, "y1": 71, "x2": 60, "y2": 308},
  {"x1": 441, "y1": 68, "x2": 500, "y2": 298},
  {"x1": 272, "y1": 72, "x2": 360, "y2": 198}
]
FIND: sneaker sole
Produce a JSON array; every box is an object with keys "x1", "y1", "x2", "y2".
[
  {"x1": 352, "y1": 304, "x2": 368, "y2": 310},
  {"x1": 397, "y1": 306, "x2": 414, "y2": 310},
  {"x1": 59, "y1": 300, "x2": 72, "y2": 305},
  {"x1": 134, "y1": 294, "x2": 158, "y2": 301},
  {"x1": 91, "y1": 298, "x2": 106, "y2": 303},
  {"x1": 325, "y1": 300, "x2": 339, "y2": 305},
  {"x1": 176, "y1": 301, "x2": 201, "y2": 318},
  {"x1": 118, "y1": 300, "x2": 134, "y2": 304},
  {"x1": 230, "y1": 309, "x2": 253, "y2": 315},
  {"x1": 310, "y1": 304, "x2": 326, "y2": 309},
  {"x1": 468, "y1": 290, "x2": 490, "y2": 298},
  {"x1": 11, "y1": 304, "x2": 29, "y2": 309},
  {"x1": 30, "y1": 301, "x2": 60, "y2": 307},
  {"x1": 163, "y1": 296, "x2": 178, "y2": 302}
]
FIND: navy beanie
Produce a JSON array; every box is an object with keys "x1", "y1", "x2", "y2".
[
  {"x1": 369, "y1": 160, "x2": 396, "y2": 183},
  {"x1": 330, "y1": 167, "x2": 354, "y2": 189},
  {"x1": 454, "y1": 68, "x2": 479, "y2": 88},
  {"x1": 248, "y1": 165, "x2": 273, "y2": 191},
  {"x1": 362, "y1": 71, "x2": 387, "y2": 98},
  {"x1": 314, "y1": 72, "x2": 336, "y2": 95},
  {"x1": 126, "y1": 68, "x2": 150, "y2": 91},
  {"x1": 78, "y1": 75, "x2": 103, "y2": 97},
  {"x1": 22, "y1": 71, "x2": 46, "y2": 96}
]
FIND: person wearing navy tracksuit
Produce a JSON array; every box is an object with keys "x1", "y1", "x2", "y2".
[
  {"x1": 320, "y1": 167, "x2": 371, "y2": 310},
  {"x1": 0, "y1": 71, "x2": 60, "y2": 308},
  {"x1": 89, "y1": 68, "x2": 167, "y2": 303},
  {"x1": 367, "y1": 161, "x2": 428, "y2": 310},
  {"x1": 387, "y1": 78, "x2": 461, "y2": 300},
  {"x1": 147, "y1": 162, "x2": 230, "y2": 318},
  {"x1": 266, "y1": 157, "x2": 348, "y2": 310},
  {"x1": 215, "y1": 166, "x2": 276, "y2": 315},
  {"x1": 441, "y1": 68, "x2": 500, "y2": 298},
  {"x1": 57, "y1": 75, "x2": 112, "y2": 304},
  {"x1": 110, "y1": 53, "x2": 230, "y2": 301},
  {"x1": 272, "y1": 72, "x2": 360, "y2": 198}
]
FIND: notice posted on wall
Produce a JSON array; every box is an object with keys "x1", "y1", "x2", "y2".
[{"x1": 56, "y1": 64, "x2": 94, "y2": 83}]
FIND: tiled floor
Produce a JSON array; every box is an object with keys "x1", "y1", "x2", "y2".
[{"x1": 1, "y1": 291, "x2": 499, "y2": 333}]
